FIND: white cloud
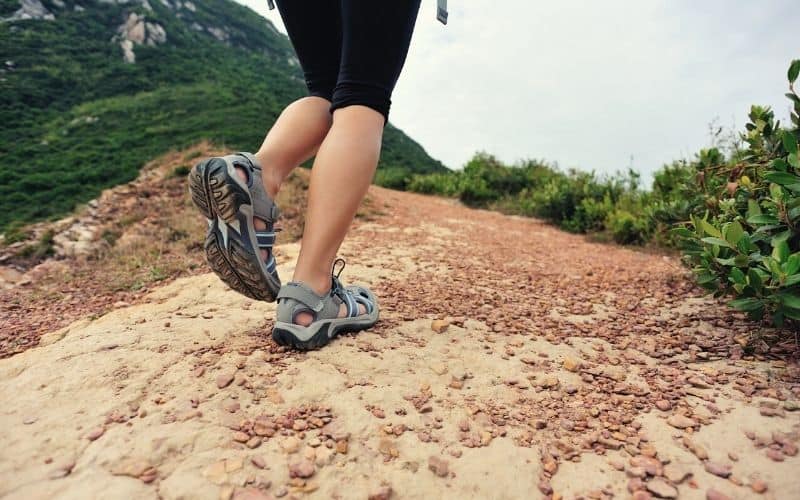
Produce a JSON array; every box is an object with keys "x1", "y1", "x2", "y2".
[{"x1": 236, "y1": 0, "x2": 797, "y2": 181}]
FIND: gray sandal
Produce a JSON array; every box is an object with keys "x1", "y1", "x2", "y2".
[
  {"x1": 188, "y1": 152, "x2": 281, "y2": 302},
  {"x1": 272, "y1": 260, "x2": 379, "y2": 350}
]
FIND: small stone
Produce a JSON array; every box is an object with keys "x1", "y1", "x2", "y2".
[
  {"x1": 655, "y1": 400, "x2": 672, "y2": 411},
  {"x1": 628, "y1": 478, "x2": 645, "y2": 493},
  {"x1": 538, "y1": 480, "x2": 553, "y2": 495},
  {"x1": 663, "y1": 464, "x2": 691, "y2": 484},
  {"x1": 688, "y1": 376, "x2": 711, "y2": 389},
  {"x1": 86, "y1": 427, "x2": 105, "y2": 441},
  {"x1": 232, "y1": 431, "x2": 250, "y2": 443},
  {"x1": 223, "y1": 400, "x2": 240, "y2": 413},
  {"x1": 371, "y1": 408, "x2": 386, "y2": 419},
  {"x1": 727, "y1": 451, "x2": 738, "y2": 461},
  {"x1": 282, "y1": 437, "x2": 300, "y2": 453},
  {"x1": 431, "y1": 319, "x2": 450, "y2": 333},
  {"x1": 782, "y1": 443, "x2": 798, "y2": 456},
  {"x1": 288, "y1": 459, "x2": 315, "y2": 478},
  {"x1": 428, "y1": 456, "x2": 449, "y2": 477},
  {"x1": 448, "y1": 378, "x2": 464, "y2": 389},
  {"x1": 765, "y1": 449, "x2": 784, "y2": 462},
  {"x1": 563, "y1": 356, "x2": 580, "y2": 372},
  {"x1": 246, "y1": 437, "x2": 262, "y2": 449},
  {"x1": 216, "y1": 373, "x2": 235, "y2": 389},
  {"x1": 336, "y1": 440, "x2": 348, "y2": 454},
  {"x1": 646, "y1": 478, "x2": 678, "y2": 498},
  {"x1": 750, "y1": 479, "x2": 768, "y2": 494},
  {"x1": 706, "y1": 489, "x2": 731, "y2": 500},
  {"x1": 784, "y1": 400, "x2": 799, "y2": 411},
  {"x1": 274, "y1": 487, "x2": 287, "y2": 498},
  {"x1": 667, "y1": 414, "x2": 696, "y2": 429},
  {"x1": 368, "y1": 486, "x2": 393, "y2": 500},
  {"x1": 703, "y1": 462, "x2": 731, "y2": 478},
  {"x1": 251, "y1": 456, "x2": 266, "y2": 469}
]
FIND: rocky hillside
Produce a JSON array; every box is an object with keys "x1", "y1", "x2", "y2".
[{"x1": 0, "y1": 0, "x2": 447, "y2": 231}]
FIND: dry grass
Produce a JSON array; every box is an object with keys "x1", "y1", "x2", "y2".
[{"x1": 0, "y1": 142, "x2": 312, "y2": 357}]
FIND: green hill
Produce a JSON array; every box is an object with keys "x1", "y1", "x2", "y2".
[{"x1": 0, "y1": 0, "x2": 446, "y2": 231}]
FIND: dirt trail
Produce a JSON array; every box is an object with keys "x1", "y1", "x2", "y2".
[{"x1": 1, "y1": 186, "x2": 799, "y2": 500}]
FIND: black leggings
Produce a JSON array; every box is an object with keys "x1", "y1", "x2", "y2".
[{"x1": 275, "y1": 0, "x2": 422, "y2": 122}]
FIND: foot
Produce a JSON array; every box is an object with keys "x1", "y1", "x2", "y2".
[{"x1": 293, "y1": 294, "x2": 366, "y2": 326}]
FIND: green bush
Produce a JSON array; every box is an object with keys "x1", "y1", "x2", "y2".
[{"x1": 673, "y1": 60, "x2": 800, "y2": 327}]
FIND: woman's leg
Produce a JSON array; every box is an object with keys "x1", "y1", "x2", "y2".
[
  {"x1": 242, "y1": 0, "x2": 343, "y2": 258},
  {"x1": 291, "y1": 0, "x2": 422, "y2": 324}
]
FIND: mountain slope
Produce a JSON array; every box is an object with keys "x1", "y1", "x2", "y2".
[{"x1": 0, "y1": 0, "x2": 447, "y2": 230}]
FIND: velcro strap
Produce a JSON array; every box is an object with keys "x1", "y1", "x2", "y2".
[
  {"x1": 277, "y1": 283, "x2": 324, "y2": 312},
  {"x1": 256, "y1": 231, "x2": 276, "y2": 248}
]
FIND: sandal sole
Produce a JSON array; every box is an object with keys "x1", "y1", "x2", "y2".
[
  {"x1": 189, "y1": 157, "x2": 280, "y2": 302},
  {"x1": 272, "y1": 314, "x2": 378, "y2": 351}
]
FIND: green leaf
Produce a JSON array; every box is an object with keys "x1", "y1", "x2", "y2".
[
  {"x1": 729, "y1": 267, "x2": 746, "y2": 284},
  {"x1": 789, "y1": 59, "x2": 800, "y2": 84},
  {"x1": 734, "y1": 254, "x2": 750, "y2": 267},
  {"x1": 790, "y1": 153, "x2": 800, "y2": 169},
  {"x1": 724, "y1": 221, "x2": 744, "y2": 245},
  {"x1": 772, "y1": 158, "x2": 789, "y2": 172},
  {"x1": 746, "y1": 199, "x2": 762, "y2": 219},
  {"x1": 699, "y1": 219, "x2": 723, "y2": 238},
  {"x1": 783, "y1": 130, "x2": 799, "y2": 155},
  {"x1": 778, "y1": 292, "x2": 800, "y2": 310},
  {"x1": 729, "y1": 297, "x2": 763, "y2": 312},
  {"x1": 702, "y1": 237, "x2": 733, "y2": 248},
  {"x1": 747, "y1": 268, "x2": 763, "y2": 293},
  {"x1": 786, "y1": 274, "x2": 800, "y2": 287},
  {"x1": 764, "y1": 171, "x2": 800, "y2": 186},
  {"x1": 784, "y1": 254, "x2": 800, "y2": 276},
  {"x1": 747, "y1": 214, "x2": 779, "y2": 225},
  {"x1": 783, "y1": 308, "x2": 800, "y2": 321},
  {"x1": 772, "y1": 240, "x2": 790, "y2": 262}
]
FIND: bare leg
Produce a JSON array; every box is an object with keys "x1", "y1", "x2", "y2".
[
  {"x1": 292, "y1": 105, "x2": 384, "y2": 325},
  {"x1": 234, "y1": 96, "x2": 333, "y2": 259}
]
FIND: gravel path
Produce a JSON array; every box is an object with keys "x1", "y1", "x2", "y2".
[{"x1": 1, "y1": 185, "x2": 798, "y2": 499}]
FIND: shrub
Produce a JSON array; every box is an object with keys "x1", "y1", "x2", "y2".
[{"x1": 673, "y1": 60, "x2": 800, "y2": 327}]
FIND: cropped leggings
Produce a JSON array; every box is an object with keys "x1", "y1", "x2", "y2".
[{"x1": 275, "y1": 0, "x2": 422, "y2": 122}]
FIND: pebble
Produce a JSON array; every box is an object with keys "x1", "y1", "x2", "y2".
[
  {"x1": 428, "y1": 456, "x2": 449, "y2": 477},
  {"x1": 646, "y1": 478, "x2": 678, "y2": 499},
  {"x1": 703, "y1": 462, "x2": 731, "y2": 478},
  {"x1": 667, "y1": 414, "x2": 696, "y2": 429},
  {"x1": 706, "y1": 489, "x2": 731, "y2": 500},
  {"x1": 632, "y1": 491, "x2": 653, "y2": 500},
  {"x1": 431, "y1": 319, "x2": 450, "y2": 333},
  {"x1": 655, "y1": 400, "x2": 672, "y2": 411},
  {"x1": 663, "y1": 464, "x2": 691, "y2": 484},
  {"x1": 282, "y1": 437, "x2": 300, "y2": 454},
  {"x1": 563, "y1": 356, "x2": 580, "y2": 372},
  {"x1": 765, "y1": 449, "x2": 784, "y2": 462},
  {"x1": 216, "y1": 373, "x2": 235, "y2": 389},
  {"x1": 288, "y1": 459, "x2": 315, "y2": 478},
  {"x1": 250, "y1": 456, "x2": 266, "y2": 469},
  {"x1": 245, "y1": 437, "x2": 262, "y2": 449},
  {"x1": 368, "y1": 486, "x2": 393, "y2": 500},
  {"x1": 86, "y1": 427, "x2": 105, "y2": 441},
  {"x1": 750, "y1": 479, "x2": 768, "y2": 494},
  {"x1": 232, "y1": 431, "x2": 250, "y2": 443}
]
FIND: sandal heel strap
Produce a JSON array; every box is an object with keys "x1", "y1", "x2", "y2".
[{"x1": 277, "y1": 282, "x2": 325, "y2": 313}]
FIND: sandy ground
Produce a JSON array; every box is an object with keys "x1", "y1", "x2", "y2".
[{"x1": 1, "y1": 187, "x2": 799, "y2": 500}]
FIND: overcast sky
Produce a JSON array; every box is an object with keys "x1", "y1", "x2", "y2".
[{"x1": 236, "y1": 0, "x2": 798, "y2": 182}]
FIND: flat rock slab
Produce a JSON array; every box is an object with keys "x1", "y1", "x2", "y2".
[{"x1": 1, "y1": 187, "x2": 799, "y2": 499}]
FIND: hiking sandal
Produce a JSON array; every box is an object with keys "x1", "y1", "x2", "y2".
[
  {"x1": 272, "y1": 260, "x2": 379, "y2": 350},
  {"x1": 188, "y1": 152, "x2": 281, "y2": 302}
]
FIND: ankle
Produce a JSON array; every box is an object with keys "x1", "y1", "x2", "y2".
[
  {"x1": 292, "y1": 272, "x2": 332, "y2": 297},
  {"x1": 254, "y1": 151, "x2": 282, "y2": 199}
]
